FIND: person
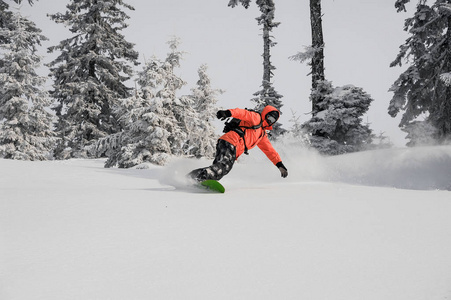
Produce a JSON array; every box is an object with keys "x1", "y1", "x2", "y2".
[{"x1": 188, "y1": 105, "x2": 288, "y2": 182}]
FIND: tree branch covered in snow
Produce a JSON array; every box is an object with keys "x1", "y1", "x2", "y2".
[
  {"x1": 289, "y1": 45, "x2": 324, "y2": 64},
  {"x1": 440, "y1": 72, "x2": 451, "y2": 86},
  {"x1": 395, "y1": 0, "x2": 411, "y2": 12},
  {"x1": 228, "y1": 0, "x2": 251, "y2": 8},
  {"x1": 437, "y1": 3, "x2": 451, "y2": 15},
  {"x1": 389, "y1": 0, "x2": 451, "y2": 144}
]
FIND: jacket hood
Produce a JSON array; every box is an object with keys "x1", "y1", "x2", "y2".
[{"x1": 261, "y1": 105, "x2": 280, "y2": 130}]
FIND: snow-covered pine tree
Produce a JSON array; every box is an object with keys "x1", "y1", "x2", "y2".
[
  {"x1": 102, "y1": 38, "x2": 192, "y2": 168},
  {"x1": 0, "y1": 10, "x2": 55, "y2": 160},
  {"x1": 156, "y1": 37, "x2": 191, "y2": 157},
  {"x1": 48, "y1": 0, "x2": 139, "y2": 159},
  {"x1": 389, "y1": 0, "x2": 451, "y2": 144},
  {"x1": 290, "y1": 1, "x2": 376, "y2": 154},
  {"x1": 184, "y1": 64, "x2": 221, "y2": 158},
  {"x1": 228, "y1": 0, "x2": 284, "y2": 135},
  {"x1": 302, "y1": 81, "x2": 374, "y2": 155},
  {"x1": 1, "y1": 1, "x2": 36, "y2": 56},
  {"x1": 104, "y1": 89, "x2": 174, "y2": 168}
]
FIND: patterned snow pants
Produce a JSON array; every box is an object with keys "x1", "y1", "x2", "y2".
[{"x1": 188, "y1": 139, "x2": 236, "y2": 182}]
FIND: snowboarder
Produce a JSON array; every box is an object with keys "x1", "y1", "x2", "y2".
[{"x1": 188, "y1": 105, "x2": 288, "y2": 182}]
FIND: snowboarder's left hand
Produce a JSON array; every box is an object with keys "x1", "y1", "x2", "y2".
[
  {"x1": 276, "y1": 162, "x2": 288, "y2": 178},
  {"x1": 217, "y1": 110, "x2": 231, "y2": 120}
]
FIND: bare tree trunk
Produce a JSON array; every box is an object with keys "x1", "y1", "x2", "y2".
[
  {"x1": 310, "y1": 0, "x2": 325, "y2": 114},
  {"x1": 262, "y1": 24, "x2": 272, "y2": 83}
]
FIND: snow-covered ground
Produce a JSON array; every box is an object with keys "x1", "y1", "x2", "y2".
[{"x1": 1, "y1": 145, "x2": 451, "y2": 300}]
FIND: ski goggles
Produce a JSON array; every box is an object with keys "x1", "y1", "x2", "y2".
[{"x1": 266, "y1": 111, "x2": 279, "y2": 126}]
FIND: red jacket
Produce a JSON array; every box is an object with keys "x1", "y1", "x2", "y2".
[{"x1": 219, "y1": 105, "x2": 282, "y2": 165}]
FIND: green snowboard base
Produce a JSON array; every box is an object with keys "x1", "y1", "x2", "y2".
[{"x1": 200, "y1": 180, "x2": 225, "y2": 193}]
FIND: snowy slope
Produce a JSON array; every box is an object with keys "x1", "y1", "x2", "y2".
[{"x1": 1, "y1": 146, "x2": 451, "y2": 300}]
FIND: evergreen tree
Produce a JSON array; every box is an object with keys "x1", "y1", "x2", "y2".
[
  {"x1": 48, "y1": 0, "x2": 139, "y2": 159},
  {"x1": 1, "y1": 1, "x2": 36, "y2": 55},
  {"x1": 390, "y1": 0, "x2": 451, "y2": 144},
  {"x1": 302, "y1": 81, "x2": 374, "y2": 155},
  {"x1": 104, "y1": 90, "x2": 174, "y2": 168},
  {"x1": 0, "y1": 11, "x2": 55, "y2": 160},
  {"x1": 228, "y1": 0, "x2": 284, "y2": 135},
  {"x1": 290, "y1": 0, "x2": 375, "y2": 154},
  {"x1": 184, "y1": 64, "x2": 222, "y2": 158},
  {"x1": 155, "y1": 37, "x2": 190, "y2": 157},
  {"x1": 101, "y1": 38, "x2": 193, "y2": 168},
  {"x1": 1, "y1": 0, "x2": 38, "y2": 96}
]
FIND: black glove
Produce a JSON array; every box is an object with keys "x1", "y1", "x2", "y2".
[
  {"x1": 276, "y1": 162, "x2": 288, "y2": 178},
  {"x1": 216, "y1": 110, "x2": 231, "y2": 120}
]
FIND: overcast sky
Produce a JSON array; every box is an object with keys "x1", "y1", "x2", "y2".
[{"x1": 20, "y1": 0, "x2": 415, "y2": 146}]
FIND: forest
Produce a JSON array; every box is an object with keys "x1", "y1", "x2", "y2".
[{"x1": 1, "y1": 0, "x2": 450, "y2": 167}]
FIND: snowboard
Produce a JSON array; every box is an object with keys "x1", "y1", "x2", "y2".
[{"x1": 199, "y1": 179, "x2": 225, "y2": 193}]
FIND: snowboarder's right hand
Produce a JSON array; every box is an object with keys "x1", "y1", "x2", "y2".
[
  {"x1": 276, "y1": 162, "x2": 288, "y2": 178},
  {"x1": 217, "y1": 110, "x2": 231, "y2": 120}
]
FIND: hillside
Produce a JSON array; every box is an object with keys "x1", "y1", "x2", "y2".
[{"x1": 1, "y1": 146, "x2": 451, "y2": 300}]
